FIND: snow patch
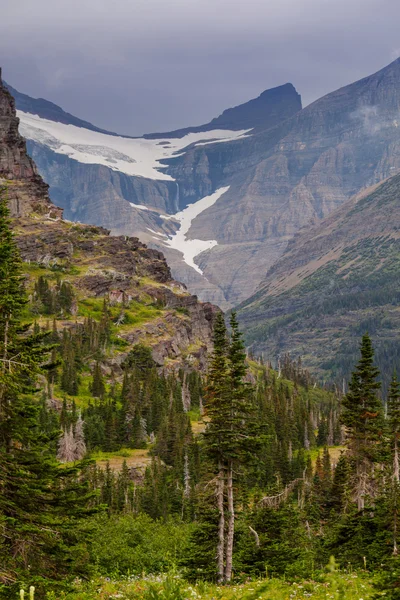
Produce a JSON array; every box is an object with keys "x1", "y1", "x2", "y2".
[
  {"x1": 164, "y1": 187, "x2": 229, "y2": 275},
  {"x1": 17, "y1": 111, "x2": 251, "y2": 182},
  {"x1": 130, "y1": 202, "x2": 150, "y2": 211}
]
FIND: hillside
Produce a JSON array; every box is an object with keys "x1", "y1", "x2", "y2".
[{"x1": 238, "y1": 172, "x2": 400, "y2": 385}]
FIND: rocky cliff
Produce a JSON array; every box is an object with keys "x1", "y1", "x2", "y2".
[
  {"x1": 237, "y1": 173, "x2": 400, "y2": 385},
  {"x1": 0, "y1": 71, "x2": 219, "y2": 370},
  {"x1": 0, "y1": 68, "x2": 60, "y2": 219}
]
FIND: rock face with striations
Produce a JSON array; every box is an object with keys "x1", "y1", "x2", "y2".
[
  {"x1": 0, "y1": 69, "x2": 61, "y2": 219},
  {"x1": 8, "y1": 78, "x2": 302, "y2": 308},
  {"x1": 0, "y1": 70, "x2": 219, "y2": 370}
]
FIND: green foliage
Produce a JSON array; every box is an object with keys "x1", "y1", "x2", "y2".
[
  {"x1": 89, "y1": 514, "x2": 192, "y2": 576},
  {"x1": 0, "y1": 189, "x2": 95, "y2": 597}
]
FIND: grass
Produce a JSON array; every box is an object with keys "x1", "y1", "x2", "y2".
[
  {"x1": 306, "y1": 446, "x2": 346, "y2": 466},
  {"x1": 91, "y1": 448, "x2": 152, "y2": 471},
  {"x1": 56, "y1": 570, "x2": 374, "y2": 599},
  {"x1": 78, "y1": 298, "x2": 162, "y2": 328}
]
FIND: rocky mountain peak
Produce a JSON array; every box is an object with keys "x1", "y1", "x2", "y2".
[
  {"x1": 206, "y1": 82, "x2": 302, "y2": 133},
  {"x1": 0, "y1": 69, "x2": 61, "y2": 218}
]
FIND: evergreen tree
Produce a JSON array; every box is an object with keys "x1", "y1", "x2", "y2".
[
  {"x1": 388, "y1": 373, "x2": 400, "y2": 483},
  {"x1": 341, "y1": 334, "x2": 383, "y2": 510},
  {"x1": 203, "y1": 312, "x2": 254, "y2": 582},
  {"x1": 91, "y1": 361, "x2": 106, "y2": 399},
  {"x1": 388, "y1": 373, "x2": 400, "y2": 556},
  {"x1": 0, "y1": 190, "x2": 93, "y2": 594}
]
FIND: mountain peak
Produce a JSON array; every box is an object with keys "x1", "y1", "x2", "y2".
[{"x1": 204, "y1": 82, "x2": 302, "y2": 134}]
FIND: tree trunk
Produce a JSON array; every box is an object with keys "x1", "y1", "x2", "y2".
[
  {"x1": 216, "y1": 461, "x2": 225, "y2": 583},
  {"x1": 225, "y1": 459, "x2": 235, "y2": 582},
  {"x1": 394, "y1": 436, "x2": 399, "y2": 483}
]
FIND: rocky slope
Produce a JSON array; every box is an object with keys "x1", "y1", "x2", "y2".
[
  {"x1": 0, "y1": 70, "x2": 219, "y2": 371},
  {"x1": 7, "y1": 58, "x2": 400, "y2": 309},
  {"x1": 237, "y1": 173, "x2": 400, "y2": 385}
]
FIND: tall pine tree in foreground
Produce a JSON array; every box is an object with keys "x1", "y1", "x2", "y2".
[
  {"x1": 341, "y1": 333, "x2": 383, "y2": 510},
  {"x1": 203, "y1": 311, "x2": 254, "y2": 582},
  {"x1": 0, "y1": 189, "x2": 93, "y2": 596}
]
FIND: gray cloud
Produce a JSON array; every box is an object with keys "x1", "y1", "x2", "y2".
[{"x1": 1, "y1": 0, "x2": 399, "y2": 135}]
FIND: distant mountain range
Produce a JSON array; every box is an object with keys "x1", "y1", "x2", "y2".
[{"x1": 5, "y1": 58, "x2": 400, "y2": 320}]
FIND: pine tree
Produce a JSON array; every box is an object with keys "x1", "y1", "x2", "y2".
[
  {"x1": 204, "y1": 312, "x2": 230, "y2": 582},
  {"x1": 91, "y1": 361, "x2": 106, "y2": 399},
  {"x1": 203, "y1": 311, "x2": 254, "y2": 582},
  {"x1": 388, "y1": 373, "x2": 400, "y2": 556},
  {"x1": 388, "y1": 373, "x2": 400, "y2": 483},
  {"x1": 341, "y1": 333, "x2": 383, "y2": 510}
]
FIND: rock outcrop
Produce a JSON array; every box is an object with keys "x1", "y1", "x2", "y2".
[{"x1": 0, "y1": 69, "x2": 61, "y2": 219}]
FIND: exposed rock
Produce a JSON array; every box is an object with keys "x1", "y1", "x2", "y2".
[{"x1": 0, "y1": 69, "x2": 61, "y2": 219}]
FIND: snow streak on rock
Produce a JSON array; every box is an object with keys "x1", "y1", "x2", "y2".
[{"x1": 163, "y1": 187, "x2": 230, "y2": 275}]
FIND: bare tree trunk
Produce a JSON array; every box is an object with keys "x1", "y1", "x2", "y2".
[
  {"x1": 393, "y1": 496, "x2": 398, "y2": 557},
  {"x1": 183, "y1": 451, "x2": 191, "y2": 497},
  {"x1": 356, "y1": 464, "x2": 366, "y2": 512},
  {"x1": 393, "y1": 439, "x2": 399, "y2": 555},
  {"x1": 216, "y1": 461, "x2": 225, "y2": 583},
  {"x1": 394, "y1": 436, "x2": 400, "y2": 483},
  {"x1": 0, "y1": 315, "x2": 10, "y2": 415},
  {"x1": 225, "y1": 459, "x2": 235, "y2": 582},
  {"x1": 249, "y1": 526, "x2": 260, "y2": 546}
]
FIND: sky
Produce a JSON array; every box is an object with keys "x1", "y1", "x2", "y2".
[{"x1": 1, "y1": 0, "x2": 400, "y2": 136}]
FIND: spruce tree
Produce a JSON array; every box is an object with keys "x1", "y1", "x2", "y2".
[
  {"x1": 388, "y1": 373, "x2": 400, "y2": 556},
  {"x1": 341, "y1": 333, "x2": 383, "y2": 510},
  {"x1": 388, "y1": 373, "x2": 400, "y2": 483},
  {"x1": 203, "y1": 311, "x2": 254, "y2": 582},
  {"x1": 91, "y1": 361, "x2": 106, "y2": 399}
]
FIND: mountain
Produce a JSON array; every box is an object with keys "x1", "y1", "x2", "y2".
[
  {"x1": 7, "y1": 58, "x2": 400, "y2": 310},
  {"x1": 6, "y1": 78, "x2": 301, "y2": 309},
  {"x1": 237, "y1": 173, "x2": 400, "y2": 385},
  {"x1": 0, "y1": 69, "x2": 219, "y2": 370}
]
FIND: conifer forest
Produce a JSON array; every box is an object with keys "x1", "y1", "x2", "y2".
[{"x1": 1, "y1": 185, "x2": 400, "y2": 600}]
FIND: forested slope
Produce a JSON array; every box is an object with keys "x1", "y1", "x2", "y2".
[{"x1": 238, "y1": 173, "x2": 400, "y2": 388}]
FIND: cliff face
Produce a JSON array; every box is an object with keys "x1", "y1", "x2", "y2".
[
  {"x1": 0, "y1": 69, "x2": 60, "y2": 219},
  {"x1": 237, "y1": 173, "x2": 400, "y2": 383},
  {"x1": 181, "y1": 58, "x2": 400, "y2": 304},
  {"x1": 0, "y1": 71, "x2": 219, "y2": 370}
]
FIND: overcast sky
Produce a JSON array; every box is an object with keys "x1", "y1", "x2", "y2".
[{"x1": 1, "y1": 0, "x2": 400, "y2": 135}]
